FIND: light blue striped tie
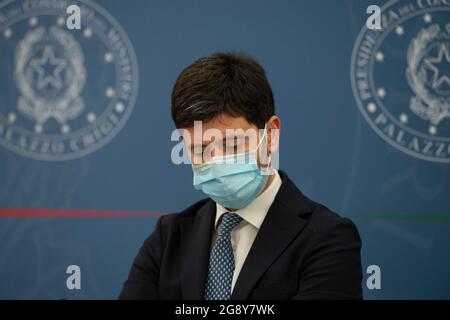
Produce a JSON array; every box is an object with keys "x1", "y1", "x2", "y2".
[{"x1": 204, "y1": 212, "x2": 242, "y2": 300}]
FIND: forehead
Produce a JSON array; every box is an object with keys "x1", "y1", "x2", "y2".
[
  {"x1": 182, "y1": 114, "x2": 257, "y2": 144},
  {"x1": 201, "y1": 114, "x2": 254, "y2": 130}
]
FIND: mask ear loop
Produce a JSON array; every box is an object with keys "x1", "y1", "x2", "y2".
[
  {"x1": 256, "y1": 124, "x2": 273, "y2": 175},
  {"x1": 255, "y1": 124, "x2": 267, "y2": 150}
]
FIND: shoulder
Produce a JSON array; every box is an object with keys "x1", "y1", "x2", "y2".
[
  {"x1": 310, "y1": 202, "x2": 358, "y2": 231},
  {"x1": 142, "y1": 198, "x2": 212, "y2": 249},
  {"x1": 157, "y1": 197, "x2": 212, "y2": 227},
  {"x1": 278, "y1": 170, "x2": 360, "y2": 242},
  {"x1": 307, "y1": 201, "x2": 361, "y2": 248}
]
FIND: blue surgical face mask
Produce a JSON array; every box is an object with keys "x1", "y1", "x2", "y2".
[{"x1": 192, "y1": 126, "x2": 271, "y2": 210}]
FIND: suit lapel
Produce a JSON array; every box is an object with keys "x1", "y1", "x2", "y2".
[
  {"x1": 179, "y1": 200, "x2": 215, "y2": 299},
  {"x1": 231, "y1": 171, "x2": 313, "y2": 299}
]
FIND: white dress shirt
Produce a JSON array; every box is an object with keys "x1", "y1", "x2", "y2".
[{"x1": 211, "y1": 169, "x2": 282, "y2": 292}]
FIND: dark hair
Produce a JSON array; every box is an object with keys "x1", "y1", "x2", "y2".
[{"x1": 171, "y1": 51, "x2": 275, "y2": 128}]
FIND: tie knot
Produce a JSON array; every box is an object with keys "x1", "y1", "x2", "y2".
[{"x1": 218, "y1": 212, "x2": 242, "y2": 235}]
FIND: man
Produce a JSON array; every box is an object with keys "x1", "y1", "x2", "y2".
[{"x1": 119, "y1": 52, "x2": 362, "y2": 300}]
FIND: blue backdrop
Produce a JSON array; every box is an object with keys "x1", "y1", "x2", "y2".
[{"x1": 0, "y1": 0, "x2": 449, "y2": 299}]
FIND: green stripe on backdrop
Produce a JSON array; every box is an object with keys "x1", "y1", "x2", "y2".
[{"x1": 347, "y1": 214, "x2": 450, "y2": 221}]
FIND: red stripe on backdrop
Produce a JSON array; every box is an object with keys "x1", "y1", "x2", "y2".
[{"x1": 0, "y1": 208, "x2": 165, "y2": 218}]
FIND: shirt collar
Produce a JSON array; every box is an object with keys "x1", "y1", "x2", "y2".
[{"x1": 215, "y1": 169, "x2": 282, "y2": 230}]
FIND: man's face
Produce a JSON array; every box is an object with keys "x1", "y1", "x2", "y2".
[{"x1": 181, "y1": 113, "x2": 279, "y2": 167}]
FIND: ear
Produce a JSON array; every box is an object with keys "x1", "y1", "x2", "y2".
[{"x1": 266, "y1": 115, "x2": 281, "y2": 154}]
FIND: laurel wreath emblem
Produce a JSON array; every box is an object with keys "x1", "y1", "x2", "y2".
[
  {"x1": 406, "y1": 24, "x2": 450, "y2": 126},
  {"x1": 14, "y1": 26, "x2": 86, "y2": 125}
]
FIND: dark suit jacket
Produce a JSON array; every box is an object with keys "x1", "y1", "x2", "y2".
[{"x1": 119, "y1": 170, "x2": 363, "y2": 300}]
